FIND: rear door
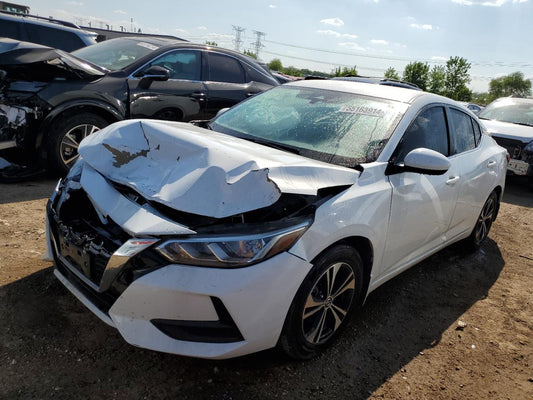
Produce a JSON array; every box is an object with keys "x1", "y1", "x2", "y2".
[
  {"x1": 128, "y1": 49, "x2": 209, "y2": 121},
  {"x1": 203, "y1": 52, "x2": 272, "y2": 116},
  {"x1": 446, "y1": 107, "x2": 499, "y2": 238}
]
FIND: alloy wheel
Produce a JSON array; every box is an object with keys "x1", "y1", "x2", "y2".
[
  {"x1": 60, "y1": 124, "x2": 100, "y2": 168},
  {"x1": 474, "y1": 194, "x2": 496, "y2": 244},
  {"x1": 302, "y1": 262, "x2": 355, "y2": 344}
]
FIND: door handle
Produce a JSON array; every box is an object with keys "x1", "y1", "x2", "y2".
[
  {"x1": 191, "y1": 92, "x2": 206, "y2": 100},
  {"x1": 446, "y1": 176, "x2": 460, "y2": 186},
  {"x1": 246, "y1": 92, "x2": 258, "y2": 97},
  {"x1": 487, "y1": 160, "x2": 496, "y2": 168}
]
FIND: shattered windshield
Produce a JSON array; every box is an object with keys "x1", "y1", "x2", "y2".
[
  {"x1": 478, "y1": 98, "x2": 533, "y2": 127},
  {"x1": 210, "y1": 85, "x2": 407, "y2": 167},
  {"x1": 72, "y1": 38, "x2": 159, "y2": 71}
]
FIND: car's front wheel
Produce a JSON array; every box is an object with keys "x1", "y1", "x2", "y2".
[
  {"x1": 280, "y1": 245, "x2": 364, "y2": 360},
  {"x1": 48, "y1": 112, "x2": 109, "y2": 174}
]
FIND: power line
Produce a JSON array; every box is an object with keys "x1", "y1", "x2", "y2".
[{"x1": 264, "y1": 39, "x2": 533, "y2": 69}]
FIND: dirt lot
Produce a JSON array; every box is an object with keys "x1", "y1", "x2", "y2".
[{"x1": 0, "y1": 175, "x2": 531, "y2": 400}]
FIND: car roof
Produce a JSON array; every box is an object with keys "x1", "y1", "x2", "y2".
[
  {"x1": 0, "y1": 11, "x2": 96, "y2": 37},
  {"x1": 285, "y1": 79, "x2": 451, "y2": 105},
  {"x1": 331, "y1": 76, "x2": 422, "y2": 90}
]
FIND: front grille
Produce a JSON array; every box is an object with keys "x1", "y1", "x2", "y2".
[
  {"x1": 492, "y1": 136, "x2": 525, "y2": 159},
  {"x1": 48, "y1": 178, "x2": 169, "y2": 312}
]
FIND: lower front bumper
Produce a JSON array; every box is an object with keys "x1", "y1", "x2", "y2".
[{"x1": 54, "y1": 250, "x2": 312, "y2": 359}]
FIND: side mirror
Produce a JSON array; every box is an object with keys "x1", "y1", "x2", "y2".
[
  {"x1": 387, "y1": 148, "x2": 451, "y2": 175},
  {"x1": 139, "y1": 66, "x2": 170, "y2": 89}
]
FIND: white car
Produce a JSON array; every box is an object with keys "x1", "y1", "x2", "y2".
[
  {"x1": 479, "y1": 97, "x2": 533, "y2": 178},
  {"x1": 46, "y1": 80, "x2": 507, "y2": 360}
]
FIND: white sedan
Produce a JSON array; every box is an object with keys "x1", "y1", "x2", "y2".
[{"x1": 46, "y1": 80, "x2": 507, "y2": 360}]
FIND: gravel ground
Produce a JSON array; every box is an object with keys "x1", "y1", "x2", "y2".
[{"x1": 0, "y1": 175, "x2": 531, "y2": 400}]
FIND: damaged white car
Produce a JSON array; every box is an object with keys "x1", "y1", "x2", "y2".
[{"x1": 46, "y1": 80, "x2": 507, "y2": 360}]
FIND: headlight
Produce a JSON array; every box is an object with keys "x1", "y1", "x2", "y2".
[
  {"x1": 524, "y1": 140, "x2": 533, "y2": 154},
  {"x1": 156, "y1": 221, "x2": 310, "y2": 267}
]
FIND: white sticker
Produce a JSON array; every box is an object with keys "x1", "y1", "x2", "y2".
[
  {"x1": 137, "y1": 42, "x2": 159, "y2": 51},
  {"x1": 339, "y1": 105, "x2": 385, "y2": 117}
]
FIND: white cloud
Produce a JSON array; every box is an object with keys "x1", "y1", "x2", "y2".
[
  {"x1": 317, "y1": 29, "x2": 341, "y2": 37},
  {"x1": 269, "y1": 4, "x2": 277, "y2": 8},
  {"x1": 68, "y1": 1, "x2": 83, "y2": 6},
  {"x1": 197, "y1": 26, "x2": 208, "y2": 31},
  {"x1": 338, "y1": 42, "x2": 366, "y2": 51},
  {"x1": 371, "y1": 39, "x2": 388, "y2": 45},
  {"x1": 320, "y1": 17, "x2": 344, "y2": 27},
  {"x1": 175, "y1": 28, "x2": 189, "y2": 34},
  {"x1": 114, "y1": 9, "x2": 127, "y2": 14},
  {"x1": 342, "y1": 33, "x2": 358, "y2": 39},
  {"x1": 431, "y1": 56, "x2": 448, "y2": 62},
  {"x1": 410, "y1": 23, "x2": 433, "y2": 30}
]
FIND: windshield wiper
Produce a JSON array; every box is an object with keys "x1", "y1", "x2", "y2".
[{"x1": 242, "y1": 137, "x2": 301, "y2": 155}]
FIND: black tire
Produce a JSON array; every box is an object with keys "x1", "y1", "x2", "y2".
[
  {"x1": 47, "y1": 112, "x2": 109, "y2": 174},
  {"x1": 279, "y1": 245, "x2": 364, "y2": 360},
  {"x1": 464, "y1": 190, "x2": 499, "y2": 249}
]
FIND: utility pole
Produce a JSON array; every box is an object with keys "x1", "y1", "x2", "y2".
[
  {"x1": 232, "y1": 26, "x2": 245, "y2": 52},
  {"x1": 252, "y1": 31, "x2": 266, "y2": 59}
]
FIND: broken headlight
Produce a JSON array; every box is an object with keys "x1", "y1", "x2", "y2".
[{"x1": 156, "y1": 221, "x2": 310, "y2": 267}]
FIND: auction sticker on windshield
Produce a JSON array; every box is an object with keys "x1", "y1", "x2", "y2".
[{"x1": 339, "y1": 105, "x2": 386, "y2": 117}]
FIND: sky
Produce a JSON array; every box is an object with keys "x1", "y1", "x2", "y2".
[{"x1": 28, "y1": 0, "x2": 533, "y2": 92}]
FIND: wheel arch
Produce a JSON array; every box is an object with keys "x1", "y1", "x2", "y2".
[
  {"x1": 310, "y1": 235, "x2": 374, "y2": 305},
  {"x1": 36, "y1": 101, "x2": 124, "y2": 151},
  {"x1": 492, "y1": 185, "x2": 503, "y2": 220}
]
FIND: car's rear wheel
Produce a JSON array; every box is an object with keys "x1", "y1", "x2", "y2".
[
  {"x1": 279, "y1": 245, "x2": 363, "y2": 360},
  {"x1": 48, "y1": 113, "x2": 109, "y2": 174},
  {"x1": 466, "y1": 190, "x2": 499, "y2": 249}
]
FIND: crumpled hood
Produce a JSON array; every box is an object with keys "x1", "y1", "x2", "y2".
[
  {"x1": 482, "y1": 119, "x2": 533, "y2": 143},
  {"x1": 0, "y1": 38, "x2": 104, "y2": 82},
  {"x1": 78, "y1": 119, "x2": 360, "y2": 218}
]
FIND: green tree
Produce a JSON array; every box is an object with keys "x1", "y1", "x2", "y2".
[
  {"x1": 282, "y1": 66, "x2": 303, "y2": 77},
  {"x1": 332, "y1": 66, "x2": 358, "y2": 77},
  {"x1": 444, "y1": 56, "x2": 471, "y2": 100},
  {"x1": 428, "y1": 65, "x2": 446, "y2": 95},
  {"x1": 384, "y1": 67, "x2": 400, "y2": 80},
  {"x1": 268, "y1": 58, "x2": 283, "y2": 71},
  {"x1": 205, "y1": 41, "x2": 218, "y2": 46},
  {"x1": 402, "y1": 62, "x2": 429, "y2": 91},
  {"x1": 489, "y1": 72, "x2": 532, "y2": 99},
  {"x1": 244, "y1": 50, "x2": 257, "y2": 59}
]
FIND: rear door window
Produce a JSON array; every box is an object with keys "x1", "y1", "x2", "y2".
[
  {"x1": 208, "y1": 53, "x2": 245, "y2": 84},
  {"x1": 0, "y1": 19, "x2": 22, "y2": 39},
  {"x1": 25, "y1": 24, "x2": 85, "y2": 51}
]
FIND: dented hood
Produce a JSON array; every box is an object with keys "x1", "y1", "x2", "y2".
[
  {"x1": 0, "y1": 38, "x2": 104, "y2": 81},
  {"x1": 78, "y1": 119, "x2": 360, "y2": 218}
]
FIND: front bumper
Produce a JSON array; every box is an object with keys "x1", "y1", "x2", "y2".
[{"x1": 46, "y1": 198, "x2": 313, "y2": 359}]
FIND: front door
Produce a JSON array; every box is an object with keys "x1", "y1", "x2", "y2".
[{"x1": 128, "y1": 49, "x2": 208, "y2": 122}]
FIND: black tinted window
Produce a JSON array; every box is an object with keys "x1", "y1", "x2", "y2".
[
  {"x1": 393, "y1": 106, "x2": 449, "y2": 162},
  {"x1": 0, "y1": 19, "x2": 21, "y2": 39},
  {"x1": 208, "y1": 53, "x2": 245, "y2": 83},
  {"x1": 450, "y1": 108, "x2": 476, "y2": 154},
  {"x1": 147, "y1": 50, "x2": 201, "y2": 80},
  {"x1": 25, "y1": 24, "x2": 85, "y2": 51},
  {"x1": 243, "y1": 63, "x2": 275, "y2": 85}
]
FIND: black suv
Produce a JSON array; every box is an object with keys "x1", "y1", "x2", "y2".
[
  {"x1": 0, "y1": 37, "x2": 279, "y2": 173},
  {"x1": 0, "y1": 11, "x2": 97, "y2": 52}
]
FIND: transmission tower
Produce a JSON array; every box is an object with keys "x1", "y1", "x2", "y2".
[
  {"x1": 252, "y1": 31, "x2": 266, "y2": 59},
  {"x1": 232, "y1": 26, "x2": 245, "y2": 52}
]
